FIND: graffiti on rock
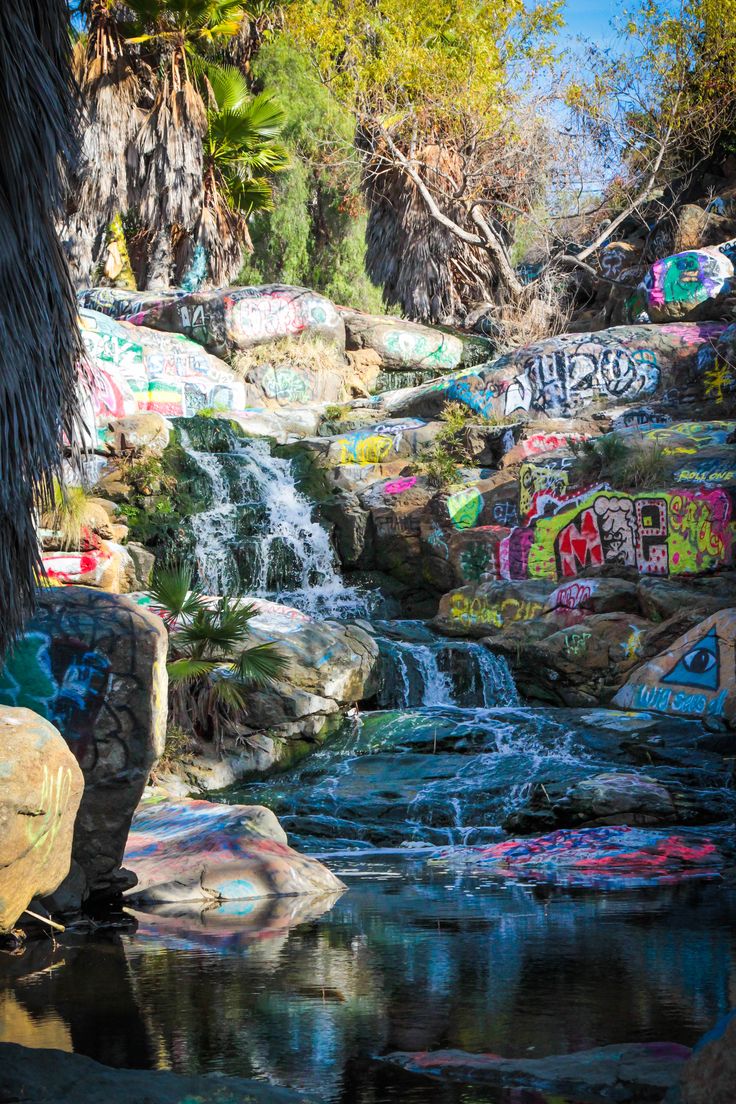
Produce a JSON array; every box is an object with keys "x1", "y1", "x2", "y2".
[
  {"x1": 503, "y1": 336, "x2": 661, "y2": 417},
  {"x1": 448, "y1": 592, "x2": 545, "y2": 629},
  {"x1": 446, "y1": 486, "x2": 483, "y2": 530},
  {"x1": 27, "y1": 764, "x2": 75, "y2": 861},
  {"x1": 621, "y1": 625, "x2": 645, "y2": 661},
  {"x1": 459, "y1": 542, "x2": 493, "y2": 582},
  {"x1": 548, "y1": 580, "x2": 597, "y2": 612},
  {"x1": 384, "y1": 476, "x2": 418, "y2": 495},
  {"x1": 338, "y1": 432, "x2": 395, "y2": 465},
  {"x1": 615, "y1": 610, "x2": 735, "y2": 723},
  {"x1": 563, "y1": 630, "x2": 591, "y2": 658},
  {"x1": 520, "y1": 432, "x2": 586, "y2": 457},
  {"x1": 702, "y1": 357, "x2": 736, "y2": 403},
  {"x1": 674, "y1": 457, "x2": 736, "y2": 485},
  {"x1": 0, "y1": 631, "x2": 111, "y2": 769},
  {"x1": 525, "y1": 487, "x2": 732, "y2": 581},
  {"x1": 260, "y1": 365, "x2": 314, "y2": 404},
  {"x1": 226, "y1": 287, "x2": 339, "y2": 346},
  {"x1": 384, "y1": 330, "x2": 460, "y2": 370},
  {"x1": 644, "y1": 251, "x2": 730, "y2": 312},
  {"x1": 612, "y1": 407, "x2": 670, "y2": 431},
  {"x1": 426, "y1": 522, "x2": 450, "y2": 558},
  {"x1": 519, "y1": 458, "x2": 571, "y2": 517},
  {"x1": 491, "y1": 500, "x2": 519, "y2": 527},
  {"x1": 645, "y1": 420, "x2": 736, "y2": 455}
]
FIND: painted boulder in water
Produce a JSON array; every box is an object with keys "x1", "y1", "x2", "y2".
[
  {"x1": 124, "y1": 797, "x2": 344, "y2": 904},
  {"x1": 0, "y1": 707, "x2": 84, "y2": 932},
  {"x1": 0, "y1": 589, "x2": 168, "y2": 907}
]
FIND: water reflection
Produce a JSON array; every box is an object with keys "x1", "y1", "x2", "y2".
[{"x1": 1, "y1": 857, "x2": 734, "y2": 1103}]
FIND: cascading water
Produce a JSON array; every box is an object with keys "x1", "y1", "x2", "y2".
[
  {"x1": 373, "y1": 620, "x2": 519, "y2": 709},
  {"x1": 179, "y1": 426, "x2": 365, "y2": 617}
]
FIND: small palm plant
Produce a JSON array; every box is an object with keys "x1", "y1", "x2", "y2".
[{"x1": 149, "y1": 563, "x2": 288, "y2": 752}]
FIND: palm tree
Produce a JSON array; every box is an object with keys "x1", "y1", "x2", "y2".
[
  {"x1": 0, "y1": 1, "x2": 84, "y2": 657},
  {"x1": 193, "y1": 65, "x2": 288, "y2": 284},
  {"x1": 64, "y1": 0, "x2": 143, "y2": 287},
  {"x1": 148, "y1": 564, "x2": 288, "y2": 751},
  {"x1": 122, "y1": 0, "x2": 247, "y2": 286}
]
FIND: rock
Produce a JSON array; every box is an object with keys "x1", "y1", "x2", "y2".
[
  {"x1": 42, "y1": 540, "x2": 135, "y2": 593},
  {"x1": 105, "y1": 411, "x2": 170, "y2": 454},
  {"x1": 339, "y1": 307, "x2": 463, "y2": 372},
  {"x1": 547, "y1": 578, "x2": 640, "y2": 620},
  {"x1": 125, "y1": 542, "x2": 156, "y2": 589},
  {"x1": 382, "y1": 1042, "x2": 690, "y2": 1099},
  {"x1": 434, "y1": 825, "x2": 723, "y2": 887},
  {"x1": 637, "y1": 574, "x2": 736, "y2": 621},
  {"x1": 672, "y1": 204, "x2": 736, "y2": 252},
  {"x1": 381, "y1": 322, "x2": 726, "y2": 421},
  {"x1": 123, "y1": 797, "x2": 344, "y2": 905},
  {"x1": 84, "y1": 285, "x2": 345, "y2": 359},
  {"x1": 629, "y1": 247, "x2": 734, "y2": 323},
  {"x1": 0, "y1": 589, "x2": 168, "y2": 908},
  {"x1": 79, "y1": 308, "x2": 248, "y2": 421},
  {"x1": 0, "y1": 1042, "x2": 310, "y2": 1103},
  {"x1": 436, "y1": 579, "x2": 555, "y2": 638},
  {"x1": 0, "y1": 707, "x2": 84, "y2": 932},
  {"x1": 695, "y1": 321, "x2": 736, "y2": 409},
  {"x1": 556, "y1": 771, "x2": 677, "y2": 824},
  {"x1": 614, "y1": 608, "x2": 736, "y2": 726},
  {"x1": 676, "y1": 1009, "x2": 736, "y2": 1104}
]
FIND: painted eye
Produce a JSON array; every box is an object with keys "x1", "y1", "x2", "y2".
[{"x1": 682, "y1": 648, "x2": 716, "y2": 674}]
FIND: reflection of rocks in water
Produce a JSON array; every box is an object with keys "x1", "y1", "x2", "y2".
[
  {"x1": 0, "y1": 862, "x2": 734, "y2": 1103},
  {"x1": 0, "y1": 929, "x2": 154, "y2": 1069}
]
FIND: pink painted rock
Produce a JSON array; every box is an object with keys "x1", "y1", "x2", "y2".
[
  {"x1": 432, "y1": 826, "x2": 722, "y2": 888},
  {"x1": 614, "y1": 608, "x2": 736, "y2": 725},
  {"x1": 382, "y1": 1041, "x2": 690, "y2": 1098},
  {"x1": 124, "y1": 798, "x2": 344, "y2": 904}
]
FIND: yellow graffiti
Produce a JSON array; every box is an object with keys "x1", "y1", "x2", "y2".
[
  {"x1": 338, "y1": 434, "x2": 394, "y2": 465},
  {"x1": 621, "y1": 625, "x2": 644, "y2": 660},
  {"x1": 669, "y1": 494, "x2": 726, "y2": 560},
  {"x1": 27, "y1": 765, "x2": 73, "y2": 862},
  {"x1": 449, "y1": 593, "x2": 544, "y2": 628},
  {"x1": 703, "y1": 358, "x2": 735, "y2": 403}
]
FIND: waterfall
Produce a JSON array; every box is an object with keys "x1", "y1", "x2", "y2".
[
  {"x1": 179, "y1": 428, "x2": 365, "y2": 617},
  {"x1": 374, "y1": 622, "x2": 519, "y2": 709}
]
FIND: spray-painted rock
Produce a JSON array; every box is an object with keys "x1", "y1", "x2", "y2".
[
  {"x1": 339, "y1": 307, "x2": 463, "y2": 372},
  {"x1": 629, "y1": 246, "x2": 734, "y2": 323},
  {"x1": 77, "y1": 287, "x2": 179, "y2": 321},
  {"x1": 41, "y1": 540, "x2": 134, "y2": 594},
  {"x1": 123, "y1": 797, "x2": 344, "y2": 904},
  {"x1": 104, "y1": 412, "x2": 170, "y2": 454},
  {"x1": 0, "y1": 707, "x2": 84, "y2": 932},
  {"x1": 677, "y1": 1009, "x2": 736, "y2": 1104},
  {"x1": 0, "y1": 589, "x2": 168, "y2": 908},
  {"x1": 382, "y1": 1041, "x2": 690, "y2": 1097},
  {"x1": 694, "y1": 321, "x2": 736, "y2": 409},
  {"x1": 80, "y1": 308, "x2": 246, "y2": 423},
  {"x1": 382, "y1": 322, "x2": 726, "y2": 421},
  {"x1": 614, "y1": 608, "x2": 736, "y2": 725},
  {"x1": 433, "y1": 825, "x2": 723, "y2": 886},
  {"x1": 94, "y1": 284, "x2": 346, "y2": 358}
]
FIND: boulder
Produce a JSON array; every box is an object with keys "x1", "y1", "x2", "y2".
[
  {"x1": 0, "y1": 589, "x2": 168, "y2": 907},
  {"x1": 84, "y1": 285, "x2": 345, "y2": 359},
  {"x1": 339, "y1": 307, "x2": 463, "y2": 372},
  {"x1": 629, "y1": 246, "x2": 734, "y2": 323},
  {"x1": 123, "y1": 797, "x2": 344, "y2": 904},
  {"x1": 381, "y1": 322, "x2": 726, "y2": 421},
  {"x1": 382, "y1": 1042, "x2": 690, "y2": 1099},
  {"x1": 80, "y1": 308, "x2": 247, "y2": 422},
  {"x1": 614, "y1": 608, "x2": 736, "y2": 726},
  {"x1": 436, "y1": 579, "x2": 556, "y2": 637},
  {"x1": 42, "y1": 540, "x2": 135, "y2": 593},
  {"x1": 0, "y1": 707, "x2": 84, "y2": 932},
  {"x1": 104, "y1": 411, "x2": 170, "y2": 454},
  {"x1": 676, "y1": 1009, "x2": 736, "y2": 1104},
  {"x1": 0, "y1": 1043, "x2": 310, "y2": 1104}
]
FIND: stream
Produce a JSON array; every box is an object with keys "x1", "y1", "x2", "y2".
[{"x1": 3, "y1": 427, "x2": 733, "y2": 1103}]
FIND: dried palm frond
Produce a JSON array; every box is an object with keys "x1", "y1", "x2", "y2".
[
  {"x1": 0, "y1": 0, "x2": 84, "y2": 656},
  {"x1": 63, "y1": 0, "x2": 143, "y2": 286}
]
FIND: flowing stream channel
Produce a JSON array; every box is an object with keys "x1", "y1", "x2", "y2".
[{"x1": 5, "y1": 425, "x2": 733, "y2": 1104}]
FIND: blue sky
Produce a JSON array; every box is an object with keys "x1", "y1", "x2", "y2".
[{"x1": 561, "y1": 0, "x2": 620, "y2": 44}]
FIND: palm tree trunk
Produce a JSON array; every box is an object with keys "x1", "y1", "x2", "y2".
[
  {"x1": 0, "y1": 1, "x2": 83, "y2": 657},
  {"x1": 146, "y1": 227, "x2": 173, "y2": 289}
]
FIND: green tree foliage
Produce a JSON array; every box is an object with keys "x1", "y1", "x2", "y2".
[{"x1": 238, "y1": 35, "x2": 386, "y2": 310}]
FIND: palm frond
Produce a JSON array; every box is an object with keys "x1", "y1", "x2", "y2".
[
  {"x1": 167, "y1": 656, "x2": 219, "y2": 683},
  {"x1": 173, "y1": 599, "x2": 256, "y2": 653},
  {"x1": 235, "y1": 641, "x2": 289, "y2": 686},
  {"x1": 204, "y1": 61, "x2": 249, "y2": 112},
  {"x1": 149, "y1": 563, "x2": 207, "y2": 624},
  {"x1": 0, "y1": 0, "x2": 84, "y2": 657}
]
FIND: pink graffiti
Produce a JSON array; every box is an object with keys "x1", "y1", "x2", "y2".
[
  {"x1": 521, "y1": 432, "x2": 587, "y2": 458},
  {"x1": 384, "y1": 476, "x2": 418, "y2": 495},
  {"x1": 43, "y1": 547, "x2": 111, "y2": 584},
  {"x1": 550, "y1": 581, "x2": 594, "y2": 610}
]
